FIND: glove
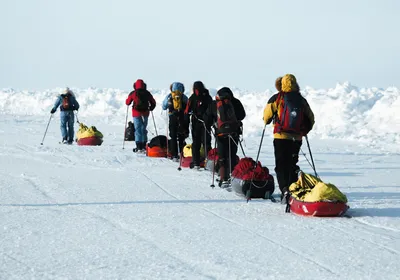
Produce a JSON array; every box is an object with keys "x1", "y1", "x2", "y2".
[{"x1": 50, "y1": 108, "x2": 56, "y2": 114}]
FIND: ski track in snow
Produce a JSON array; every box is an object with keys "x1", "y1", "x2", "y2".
[{"x1": 71, "y1": 207, "x2": 214, "y2": 279}]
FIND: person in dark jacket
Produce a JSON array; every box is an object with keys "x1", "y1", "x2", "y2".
[
  {"x1": 204, "y1": 87, "x2": 246, "y2": 187},
  {"x1": 162, "y1": 82, "x2": 189, "y2": 162},
  {"x1": 125, "y1": 79, "x2": 156, "y2": 153},
  {"x1": 184, "y1": 81, "x2": 213, "y2": 169},
  {"x1": 263, "y1": 74, "x2": 315, "y2": 203},
  {"x1": 50, "y1": 87, "x2": 80, "y2": 144}
]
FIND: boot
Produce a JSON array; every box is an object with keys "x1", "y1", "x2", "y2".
[
  {"x1": 140, "y1": 142, "x2": 147, "y2": 153},
  {"x1": 133, "y1": 142, "x2": 141, "y2": 152}
]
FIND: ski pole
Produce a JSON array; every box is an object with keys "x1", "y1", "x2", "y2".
[
  {"x1": 177, "y1": 135, "x2": 183, "y2": 171},
  {"x1": 166, "y1": 116, "x2": 169, "y2": 158},
  {"x1": 210, "y1": 135, "x2": 217, "y2": 188},
  {"x1": 40, "y1": 114, "x2": 53, "y2": 145},
  {"x1": 123, "y1": 106, "x2": 129, "y2": 149},
  {"x1": 74, "y1": 111, "x2": 80, "y2": 124},
  {"x1": 305, "y1": 135, "x2": 318, "y2": 178},
  {"x1": 246, "y1": 124, "x2": 267, "y2": 202},
  {"x1": 151, "y1": 111, "x2": 158, "y2": 136}
]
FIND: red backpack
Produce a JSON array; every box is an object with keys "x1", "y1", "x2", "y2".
[
  {"x1": 274, "y1": 92, "x2": 305, "y2": 134},
  {"x1": 61, "y1": 94, "x2": 71, "y2": 110}
]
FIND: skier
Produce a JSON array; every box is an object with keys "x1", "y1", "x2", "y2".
[
  {"x1": 125, "y1": 79, "x2": 156, "y2": 153},
  {"x1": 50, "y1": 87, "x2": 80, "y2": 144},
  {"x1": 184, "y1": 81, "x2": 213, "y2": 169},
  {"x1": 263, "y1": 74, "x2": 315, "y2": 204},
  {"x1": 204, "y1": 87, "x2": 246, "y2": 187},
  {"x1": 162, "y1": 82, "x2": 189, "y2": 162}
]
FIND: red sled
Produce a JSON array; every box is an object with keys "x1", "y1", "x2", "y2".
[
  {"x1": 146, "y1": 145, "x2": 168, "y2": 158},
  {"x1": 289, "y1": 196, "x2": 349, "y2": 217},
  {"x1": 77, "y1": 136, "x2": 103, "y2": 146},
  {"x1": 180, "y1": 156, "x2": 205, "y2": 168}
]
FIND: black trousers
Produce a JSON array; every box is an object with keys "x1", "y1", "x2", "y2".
[
  {"x1": 273, "y1": 138, "x2": 302, "y2": 194},
  {"x1": 217, "y1": 135, "x2": 239, "y2": 181},
  {"x1": 169, "y1": 115, "x2": 186, "y2": 158},
  {"x1": 191, "y1": 120, "x2": 211, "y2": 165}
]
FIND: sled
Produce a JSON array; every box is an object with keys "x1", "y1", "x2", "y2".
[
  {"x1": 231, "y1": 175, "x2": 275, "y2": 199},
  {"x1": 180, "y1": 156, "x2": 205, "y2": 168},
  {"x1": 289, "y1": 196, "x2": 349, "y2": 217},
  {"x1": 146, "y1": 145, "x2": 168, "y2": 158},
  {"x1": 76, "y1": 123, "x2": 103, "y2": 146},
  {"x1": 77, "y1": 136, "x2": 103, "y2": 146}
]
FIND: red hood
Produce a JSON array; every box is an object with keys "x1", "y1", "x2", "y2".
[{"x1": 133, "y1": 79, "x2": 146, "y2": 90}]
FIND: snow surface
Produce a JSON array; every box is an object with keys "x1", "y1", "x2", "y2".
[{"x1": 0, "y1": 84, "x2": 399, "y2": 279}]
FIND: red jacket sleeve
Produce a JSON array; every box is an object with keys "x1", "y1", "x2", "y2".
[
  {"x1": 126, "y1": 92, "x2": 134, "y2": 106},
  {"x1": 184, "y1": 99, "x2": 191, "y2": 114}
]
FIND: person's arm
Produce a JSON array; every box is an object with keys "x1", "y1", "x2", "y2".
[
  {"x1": 203, "y1": 101, "x2": 216, "y2": 128},
  {"x1": 303, "y1": 99, "x2": 315, "y2": 133},
  {"x1": 263, "y1": 94, "x2": 278, "y2": 124},
  {"x1": 148, "y1": 92, "x2": 156, "y2": 111},
  {"x1": 72, "y1": 96, "x2": 80, "y2": 111},
  {"x1": 162, "y1": 94, "x2": 171, "y2": 110},
  {"x1": 50, "y1": 95, "x2": 62, "y2": 113},
  {"x1": 184, "y1": 96, "x2": 192, "y2": 115},
  {"x1": 234, "y1": 99, "x2": 246, "y2": 121},
  {"x1": 125, "y1": 92, "x2": 134, "y2": 106}
]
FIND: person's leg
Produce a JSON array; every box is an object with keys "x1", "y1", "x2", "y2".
[
  {"x1": 217, "y1": 137, "x2": 229, "y2": 183},
  {"x1": 169, "y1": 116, "x2": 178, "y2": 158},
  {"x1": 142, "y1": 115, "x2": 149, "y2": 145},
  {"x1": 205, "y1": 126, "x2": 212, "y2": 153},
  {"x1": 274, "y1": 139, "x2": 292, "y2": 195},
  {"x1": 67, "y1": 112, "x2": 75, "y2": 143},
  {"x1": 229, "y1": 136, "x2": 239, "y2": 174},
  {"x1": 60, "y1": 111, "x2": 68, "y2": 142},
  {"x1": 133, "y1": 117, "x2": 144, "y2": 150},
  {"x1": 289, "y1": 140, "x2": 302, "y2": 184},
  {"x1": 178, "y1": 133, "x2": 186, "y2": 156},
  {"x1": 192, "y1": 123, "x2": 202, "y2": 166}
]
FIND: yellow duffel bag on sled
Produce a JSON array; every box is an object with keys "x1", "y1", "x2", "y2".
[{"x1": 76, "y1": 123, "x2": 103, "y2": 146}]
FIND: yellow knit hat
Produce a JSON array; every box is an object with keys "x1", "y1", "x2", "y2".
[{"x1": 281, "y1": 74, "x2": 299, "y2": 92}]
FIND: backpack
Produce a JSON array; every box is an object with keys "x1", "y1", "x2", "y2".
[
  {"x1": 215, "y1": 91, "x2": 239, "y2": 137},
  {"x1": 61, "y1": 94, "x2": 71, "y2": 110},
  {"x1": 171, "y1": 91, "x2": 183, "y2": 111},
  {"x1": 124, "y1": 121, "x2": 135, "y2": 141},
  {"x1": 148, "y1": 135, "x2": 168, "y2": 148},
  {"x1": 274, "y1": 92, "x2": 305, "y2": 134},
  {"x1": 134, "y1": 90, "x2": 150, "y2": 112},
  {"x1": 170, "y1": 82, "x2": 185, "y2": 111}
]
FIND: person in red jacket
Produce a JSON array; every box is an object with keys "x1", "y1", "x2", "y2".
[{"x1": 125, "y1": 79, "x2": 156, "y2": 153}]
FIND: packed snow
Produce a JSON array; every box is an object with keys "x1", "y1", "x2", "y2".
[{"x1": 0, "y1": 83, "x2": 399, "y2": 279}]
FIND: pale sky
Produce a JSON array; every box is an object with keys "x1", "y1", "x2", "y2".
[{"x1": 1, "y1": 0, "x2": 399, "y2": 91}]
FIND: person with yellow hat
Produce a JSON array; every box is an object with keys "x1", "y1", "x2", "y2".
[{"x1": 263, "y1": 74, "x2": 315, "y2": 204}]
